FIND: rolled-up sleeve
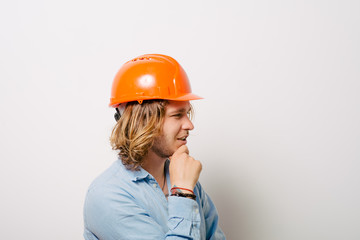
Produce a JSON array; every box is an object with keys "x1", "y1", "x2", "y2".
[{"x1": 167, "y1": 196, "x2": 201, "y2": 239}]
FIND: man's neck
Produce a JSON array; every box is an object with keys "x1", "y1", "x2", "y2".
[{"x1": 141, "y1": 150, "x2": 167, "y2": 185}]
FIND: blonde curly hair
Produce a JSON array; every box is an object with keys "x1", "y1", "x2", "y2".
[{"x1": 110, "y1": 100, "x2": 168, "y2": 170}]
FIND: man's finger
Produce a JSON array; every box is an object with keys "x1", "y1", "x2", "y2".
[{"x1": 178, "y1": 145, "x2": 189, "y2": 154}]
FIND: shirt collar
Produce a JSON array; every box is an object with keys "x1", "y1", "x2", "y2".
[
  {"x1": 128, "y1": 166, "x2": 151, "y2": 182},
  {"x1": 120, "y1": 159, "x2": 170, "y2": 182}
]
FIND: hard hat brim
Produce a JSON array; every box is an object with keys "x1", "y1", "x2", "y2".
[{"x1": 109, "y1": 93, "x2": 203, "y2": 107}]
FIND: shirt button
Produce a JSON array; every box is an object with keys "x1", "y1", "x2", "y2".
[
  {"x1": 153, "y1": 184, "x2": 157, "y2": 188},
  {"x1": 195, "y1": 209, "x2": 199, "y2": 214}
]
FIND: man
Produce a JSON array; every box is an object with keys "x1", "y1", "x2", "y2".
[{"x1": 83, "y1": 54, "x2": 226, "y2": 239}]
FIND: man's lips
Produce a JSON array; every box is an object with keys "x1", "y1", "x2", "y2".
[{"x1": 177, "y1": 135, "x2": 188, "y2": 141}]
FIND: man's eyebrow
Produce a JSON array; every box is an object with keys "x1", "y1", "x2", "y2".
[{"x1": 168, "y1": 108, "x2": 190, "y2": 114}]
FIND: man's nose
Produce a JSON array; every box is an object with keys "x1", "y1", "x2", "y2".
[{"x1": 183, "y1": 116, "x2": 194, "y2": 131}]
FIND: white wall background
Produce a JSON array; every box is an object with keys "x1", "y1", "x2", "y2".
[{"x1": 1, "y1": 0, "x2": 359, "y2": 239}]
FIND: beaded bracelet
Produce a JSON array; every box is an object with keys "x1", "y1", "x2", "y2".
[{"x1": 171, "y1": 192, "x2": 196, "y2": 200}]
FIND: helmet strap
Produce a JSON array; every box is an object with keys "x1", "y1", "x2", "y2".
[
  {"x1": 114, "y1": 108, "x2": 121, "y2": 121},
  {"x1": 114, "y1": 103, "x2": 127, "y2": 121}
]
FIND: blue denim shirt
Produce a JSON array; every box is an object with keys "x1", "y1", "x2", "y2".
[{"x1": 84, "y1": 159, "x2": 226, "y2": 240}]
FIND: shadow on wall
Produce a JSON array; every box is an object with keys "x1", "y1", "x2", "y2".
[{"x1": 203, "y1": 158, "x2": 258, "y2": 240}]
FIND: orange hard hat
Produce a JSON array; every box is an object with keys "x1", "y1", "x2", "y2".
[{"x1": 109, "y1": 54, "x2": 202, "y2": 107}]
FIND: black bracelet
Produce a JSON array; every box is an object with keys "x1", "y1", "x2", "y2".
[{"x1": 170, "y1": 192, "x2": 196, "y2": 200}]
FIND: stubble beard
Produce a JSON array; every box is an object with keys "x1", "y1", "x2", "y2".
[{"x1": 151, "y1": 135, "x2": 174, "y2": 159}]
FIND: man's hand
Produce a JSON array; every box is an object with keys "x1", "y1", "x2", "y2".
[{"x1": 169, "y1": 145, "x2": 202, "y2": 191}]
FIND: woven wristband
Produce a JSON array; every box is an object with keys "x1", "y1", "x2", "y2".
[{"x1": 171, "y1": 192, "x2": 196, "y2": 200}]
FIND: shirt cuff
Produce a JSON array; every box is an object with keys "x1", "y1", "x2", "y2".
[{"x1": 167, "y1": 196, "x2": 201, "y2": 238}]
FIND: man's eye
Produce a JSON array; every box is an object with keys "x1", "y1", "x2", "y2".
[{"x1": 172, "y1": 114, "x2": 182, "y2": 118}]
